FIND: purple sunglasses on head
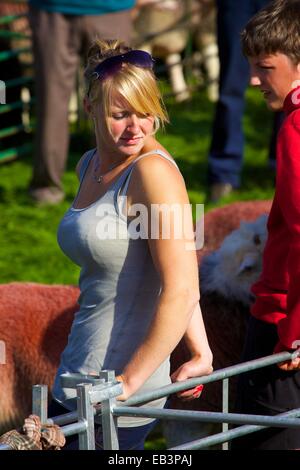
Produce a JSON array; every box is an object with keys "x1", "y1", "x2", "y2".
[{"x1": 91, "y1": 50, "x2": 155, "y2": 82}]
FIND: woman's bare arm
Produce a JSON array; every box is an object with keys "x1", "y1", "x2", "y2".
[{"x1": 117, "y1": 154, "x2": 212, "y2": 399}]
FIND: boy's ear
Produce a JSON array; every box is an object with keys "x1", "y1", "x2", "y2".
[
  {"x1": 292, "y1": 78, "x2": 300, "y2": 89},
  {"x1": 292, "y1": 64, "x2": 300, "y2": 89}
]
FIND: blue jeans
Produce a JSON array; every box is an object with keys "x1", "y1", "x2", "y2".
[
  {"x1": 95, "y1": 420, "x2": 157, "y2": 450},
  {"x1": 208, "y1": 0, "x2": 283, "y2": 187}
]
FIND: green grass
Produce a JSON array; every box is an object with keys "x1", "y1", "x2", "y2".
[{"x1": 0, "y1": 86, "x2": 275, "y2": 285}]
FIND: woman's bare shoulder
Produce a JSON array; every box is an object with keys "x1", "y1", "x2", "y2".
[
  {"x1": 129, "y1": 146, "x2": 187, "y2": 205},
  {"x1": 141, "y1": 136, "x2": 173, "y2": 157}
]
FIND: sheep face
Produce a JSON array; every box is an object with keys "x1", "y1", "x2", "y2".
[{"x1": 200, "y1": 214, "x2": 268, "y2": 305}]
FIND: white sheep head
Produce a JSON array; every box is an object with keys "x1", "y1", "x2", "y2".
[{"x1": 200, "y1": 214, "x2": 268, "y2": 306}]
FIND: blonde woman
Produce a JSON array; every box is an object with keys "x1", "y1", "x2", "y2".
[{"x1": 49, "y1": 39, "x2": 212, "y2": 450}]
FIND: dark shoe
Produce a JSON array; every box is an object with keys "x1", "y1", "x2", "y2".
[
  {"x1": 29, "y1": 187, "x2": 65, "y2": 205},
  {"x1": 209, "y1": 182, "x2": 233, "y2": 203}
]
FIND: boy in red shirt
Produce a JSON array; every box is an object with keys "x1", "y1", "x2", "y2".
[{"x1": 232, "y1": 0, "x2": 300, "y2": 449}]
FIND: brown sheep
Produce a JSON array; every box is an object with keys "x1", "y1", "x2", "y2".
[{"x1": 0, "y1": 284, "x2": 78, "y2": 433}]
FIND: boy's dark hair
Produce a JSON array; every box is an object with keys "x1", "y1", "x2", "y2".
[{"x1": 241, "y1": 0, "x2": 300, "y2": 64}]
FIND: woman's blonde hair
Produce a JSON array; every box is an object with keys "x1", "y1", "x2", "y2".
[{"x1": 84, "y1": 39, "x2": 169, "y2": 133}]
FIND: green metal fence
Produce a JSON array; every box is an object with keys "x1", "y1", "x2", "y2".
[{"x1": 0, "y1": 1, "x2": 33, "y2": 162}]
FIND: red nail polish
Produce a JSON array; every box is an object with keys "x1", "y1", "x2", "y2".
[{"x1": 195, "y1": 384, "x2": 204, "y2": 392}]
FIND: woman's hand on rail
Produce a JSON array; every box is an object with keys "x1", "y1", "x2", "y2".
[
  {"x1": 115, "y1": 374, "x2": 139, "y2": 401},
  {"x1": 170, "y1": 354, "x2": 213, "y2": 401},
  {"x1": 115, "y1": 374, "x2": 130, "y2": 401}
]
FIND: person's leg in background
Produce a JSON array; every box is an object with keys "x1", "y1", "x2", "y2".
[
  {"x1": 207, "y1": 0, "x2": 252, "y2": 201},
  {"x1": 207, "y1": 0, "x2": 280, "y2": 202},
  {"x1": 81, "y1": 10, "x2": 133, "y2": 53},
  {"x1": 28, "y1": 7, "x2": 80, "y2": 204}
]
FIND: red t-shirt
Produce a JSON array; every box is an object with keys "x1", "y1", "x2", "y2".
[{"x1": 251, "y1": 86, "x2": 300, "y2": 352}]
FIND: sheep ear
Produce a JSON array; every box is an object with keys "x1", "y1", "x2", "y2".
[{"x1": 236, "y1": 253, "x2": 256, "y2": 275}]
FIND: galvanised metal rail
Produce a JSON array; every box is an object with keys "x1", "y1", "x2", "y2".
[
  {"x1": 0, "y1": 351, "x2": 299, "y2": 451},
  {"x1": 114, "y1": 350, "x2": 300, "y2": 450}
]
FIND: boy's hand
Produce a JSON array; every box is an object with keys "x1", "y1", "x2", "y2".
[
  {"x1": 274, "y1": 341, "x2": 300, "y2": 370},
  {"x1": 277, "y1": 354, "x2": 300, "y2": 371}
]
